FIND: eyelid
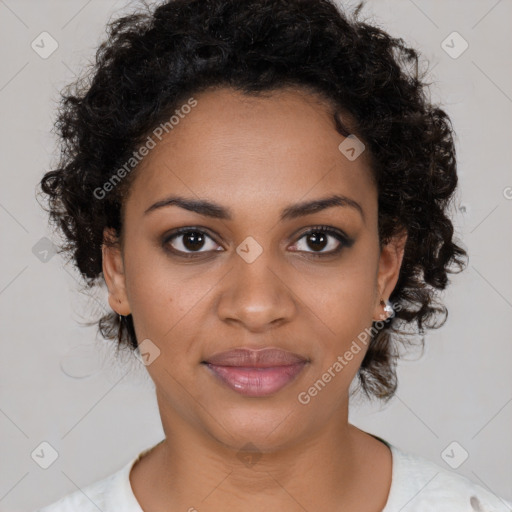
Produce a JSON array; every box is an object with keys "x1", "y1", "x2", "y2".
[
  {"x1": 289, "y1": 225, "x2": 353, "y2": 255},
  {"x1": 292, "y1": 225, "x2": 351, "y2": 243},
  {"x1": 162, "y1": 226, "x2": 222, "y2": 253}
]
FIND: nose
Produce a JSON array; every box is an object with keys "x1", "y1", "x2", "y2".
[{"x1": 216, "y1": 247, "x2": 297, "y2": 332}]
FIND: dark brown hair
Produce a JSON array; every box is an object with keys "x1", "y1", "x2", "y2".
[{"x1": 38, "y1": 0, "x2": 468, "y2": 402}]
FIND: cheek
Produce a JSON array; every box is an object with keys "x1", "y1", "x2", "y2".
[
  {"x1": 309, "y1": 258, "x2": 377, "y2": 357},
  {"x1": 122, "y1": 245, "x2": 207, "y2": 346}
]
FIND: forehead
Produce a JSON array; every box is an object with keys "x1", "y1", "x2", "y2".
[{"x1": 123, "y1": 87, "x2": 376, "y2": 222}]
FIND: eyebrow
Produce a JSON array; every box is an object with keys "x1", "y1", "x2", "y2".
[{"x1": 144, "y1": 193, "x2": 365, "y2": 223}]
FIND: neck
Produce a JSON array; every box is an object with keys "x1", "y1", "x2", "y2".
[{"x1": 130, "y1": 398, "x2": 392, "y2": 511}]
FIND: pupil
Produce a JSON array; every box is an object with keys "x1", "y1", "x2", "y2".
[
  {"x1": 183, "y1": 231, "x2": 204, "y2": 251},
  {"x1": 308, "y1": 232, "x2": 327, "y2": 251}
]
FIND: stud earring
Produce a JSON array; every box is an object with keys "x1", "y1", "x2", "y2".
[{"x1": 380, "y1": 298, "x2": 394, "y2": 319}]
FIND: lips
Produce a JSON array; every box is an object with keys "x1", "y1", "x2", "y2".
[
  {"x1": 202, "y1": 347, "x2": 309, "y2": 397},
  {"x1": 204, "y1": 347, "x2": 308, "y2": 367}
]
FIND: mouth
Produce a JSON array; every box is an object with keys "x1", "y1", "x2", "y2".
[{"x1": 202, "y1": 347, "x2": 309, "y2": 397}]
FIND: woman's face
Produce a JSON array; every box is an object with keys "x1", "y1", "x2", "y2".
[{"x1": 103, "y1": 86, "x2": 406, "y2": 451}]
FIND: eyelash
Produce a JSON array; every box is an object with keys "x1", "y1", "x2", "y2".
[{"x1": 162, "y1": 225, "x2": 353, "y2": 259}]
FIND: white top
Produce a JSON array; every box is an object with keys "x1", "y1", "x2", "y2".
[{"x1": 35, "y1": 439, "x2": 512, "y2": 511}]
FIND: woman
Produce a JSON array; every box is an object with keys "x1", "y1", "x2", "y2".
[{"x1": 35, "y1": 0, "x2": 511, "y2": 510}]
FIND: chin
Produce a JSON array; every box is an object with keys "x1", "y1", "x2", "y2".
[{"x1": 202, "y1": 400, "x2": 307, "y2": 453}]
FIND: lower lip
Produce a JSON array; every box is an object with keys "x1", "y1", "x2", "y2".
[{"x1": 204, "y1": 362, "x2": 307, "y2": 397}]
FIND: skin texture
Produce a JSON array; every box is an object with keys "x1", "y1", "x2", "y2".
[{"x1": 102, "y1": 86, "x2": 407, "y2": 511}]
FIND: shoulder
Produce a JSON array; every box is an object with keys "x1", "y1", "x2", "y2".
[
  {"x1": 384, "y1": 444, "x2": 512, "y2": 512},
  {"x1": 34, "y1": 458, "x2": 140, "y2": 512}
]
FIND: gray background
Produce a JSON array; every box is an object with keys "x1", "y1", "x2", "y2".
[{"x1": 0, "y1": 0, "x2": 511, "y2": 510}]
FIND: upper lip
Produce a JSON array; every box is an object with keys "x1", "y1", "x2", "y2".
[{"x1": 203, "y1": 348, "x2": 308, "y2": 368}]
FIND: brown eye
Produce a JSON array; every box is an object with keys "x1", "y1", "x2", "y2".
[
  {"x1": 163, "y1": 228, "x2": 222, "y2": 256},
  {"x1": 180, "y1": 231, "x2": 207, "y2": 251},
  {"x1": 303, "y1": 231, "x2": 330, "y2": 251},
  {"x1": 290, "y1": 226, "x2": 353, "y2": 257}
]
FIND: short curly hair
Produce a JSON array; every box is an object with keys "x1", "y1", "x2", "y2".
[{"x1": 38, "y1": 0, "x2": 468, "y2": 401}]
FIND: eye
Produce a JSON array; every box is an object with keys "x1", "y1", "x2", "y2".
[
  {"x1": 163, "y1": 227, "x2": 222, "y2": 257},
  {"x1": 162, "y1": 225, "x2": 353, "y2": 259},
  {"x1": 290, "y1": 226, "x2": 352, "y2": 257}
]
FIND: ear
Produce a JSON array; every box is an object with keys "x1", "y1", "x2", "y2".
[
  {"x1": 372, "y1": 229, "x2": 408, "y2": 322},
  {"x1": 102, "y1": 227, "x2": 131, "y2": 316}
]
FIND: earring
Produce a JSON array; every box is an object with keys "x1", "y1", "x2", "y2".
[
  {"x1": 117, "y1": 300, "x2": 124, "y2": 323},
  {"x1": 380, "y1": 298, "x2": 394, "y2": 319}
]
